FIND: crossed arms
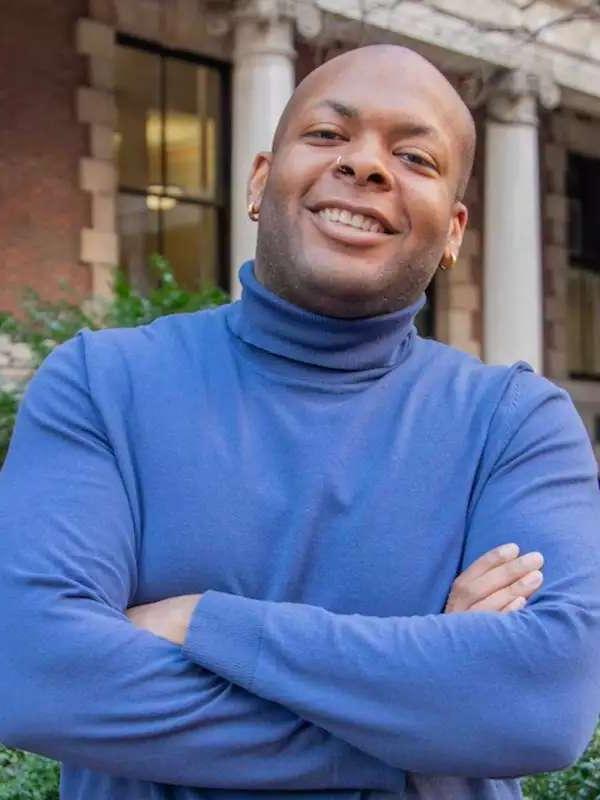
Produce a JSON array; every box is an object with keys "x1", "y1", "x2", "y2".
[{"x1": 0, "y1": 334, "x2": 599, "y2": 790}]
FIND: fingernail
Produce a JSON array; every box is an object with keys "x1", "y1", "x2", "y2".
[
  {"x1": 499, "y1": 543, "x2": 519, "y2": 559},
  {"x1": 523, "y1": 570, "x2": 543, "y2": 587},
  {"x1": 522, "y1": 551, "x2": 544, "y2": 569}
]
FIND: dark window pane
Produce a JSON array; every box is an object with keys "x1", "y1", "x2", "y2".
[
  {"x1": 165, "y1": 59, "x2": 223, "y2": 202},
  {"x1": 163, "y1": 202, "x2": 219, "y2": 291},
  {"x1": 117, "y1": 193, "x2": 160, "y2": 294},
  {"x1": 566, "y1": 153, "x2": 600, "y2": 378},
  {"x1": 567, "y1": 268, "x2": 600, "y2": 379},
  {"x1": 567, "y1": 153, "x2": 600, "y2": 270},
  {"x1": 415, "y1": 279, "x2": 436, "y2": 338},
  {"x1": 116, "y1": 46, "x2": 161, "y2": 192}
]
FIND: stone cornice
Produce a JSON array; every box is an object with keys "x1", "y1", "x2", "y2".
[{"x1": 313, "y1": 0, "x2": 600, "y2": 107}]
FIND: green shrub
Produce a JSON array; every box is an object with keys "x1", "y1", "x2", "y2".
[
  {"x1": 0, "y1": 256, "x2": 598, "y2": 797},
  {"x1": 0, "y1": 390, "x2": 19, "y2": 469},
  {"x1": 0, "y1": 747, "x2": 59, "y2": 800},
  {"x1": 521, "y1": 725, "x2": 600, "y2": 799}
]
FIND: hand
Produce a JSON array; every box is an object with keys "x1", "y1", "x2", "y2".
[
  {"x1": 126, "y1": 593, "x2": 203, "y2": 645},
  {"x1": 444, "y1": 543, "x2": 544, "y2": 614}
]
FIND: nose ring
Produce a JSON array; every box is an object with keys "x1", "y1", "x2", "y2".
[{"x1": 335, "y1": 155, "x2": 352, "y2": 175}]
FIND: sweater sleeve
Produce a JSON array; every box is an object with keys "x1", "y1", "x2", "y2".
[
  {"x1": 183, "y1": 370, "x2": 600, "y2": 779},
  {"x1": 0, "y1": 335, "x2": 405, "y2": 793}
]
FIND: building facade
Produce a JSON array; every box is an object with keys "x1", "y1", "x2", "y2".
[{"x1": 1, "y1": 0, "x2": 599, "y2": 458}]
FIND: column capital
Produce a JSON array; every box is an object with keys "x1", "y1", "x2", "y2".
[
  {"x1": 490, "y1": 70, "x2": 560, "y2": 125},
  {"x1": 462, "y1": 68, "x2": 561, "y2": 125},
  {"x1": 233, "y1": 0, "x2": 295, "y2": 23},
  {"x1": 205, "y1": 0, "x2": 322, "y2": 41}
]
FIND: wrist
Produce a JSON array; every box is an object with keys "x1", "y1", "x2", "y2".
[{"x1": 175, "y1": 593, "x2": 203, "y2": 645}]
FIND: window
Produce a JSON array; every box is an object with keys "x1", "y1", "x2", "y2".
[
  {"x1": 567, "y1": 153, "x2": 600, "y2": 380},
  {"x1": 414, "y1": 278, "x2": 436, "y2": 339},
  {"x1": 115, "y1": 35, "x2": 230, "y2": 294}
]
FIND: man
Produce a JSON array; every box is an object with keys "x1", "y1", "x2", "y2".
[{"x1": 0, "y1": 44, "x2": 598, "y2": 800}]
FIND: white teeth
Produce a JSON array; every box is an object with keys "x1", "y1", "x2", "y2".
[{"x1": 317, "y1": 207, "x2": 385, "y2": 234}]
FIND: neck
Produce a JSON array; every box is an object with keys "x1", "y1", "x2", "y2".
[
  {"x1": 225, "y1": 260, "x2": 427, "y2": 377},
  {"x1": 253, "y1": 258, "x2": 423, "y2": 319}
]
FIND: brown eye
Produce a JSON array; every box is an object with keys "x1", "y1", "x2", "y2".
[
  {"x1": 398, "y1": 152, "x2": 437, "y2": 170},
  {"x1": 305, "y1": 130, "x2": 343, "y2": 141}
]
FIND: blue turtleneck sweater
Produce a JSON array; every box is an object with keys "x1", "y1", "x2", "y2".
[{"x1": 1, "y1": 261, "x2": 599, "y2": 800}]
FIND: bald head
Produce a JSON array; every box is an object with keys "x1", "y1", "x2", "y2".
[
  {"x1": 249, "y1": 42, "x2": 473, "y2": 318},
  {"x1": 272, "y1": 44, "x2": 476, "y2": 200}
]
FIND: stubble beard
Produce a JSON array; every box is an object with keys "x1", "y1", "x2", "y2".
[{"x1": 254, "y1": 199, "x2": 439, "y2": 318}]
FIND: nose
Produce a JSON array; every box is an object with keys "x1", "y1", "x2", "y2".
[{"x1": 334, "y1": 142, "x2": 393, "y2": 190}]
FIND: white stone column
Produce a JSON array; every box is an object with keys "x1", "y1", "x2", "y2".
[
  {"x1": 483, "y1": 71, "x2": 559, "y2": 373},
  {"x1": 229, "y1": 2, "x2": 296, "y2": 298}
]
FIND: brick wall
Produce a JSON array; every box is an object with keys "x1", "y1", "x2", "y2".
[
  {"x1": 0, "y1": 0, "x2": 91, "y2": 316},
  {"x1": 434, "y1": 107, "x2": 484, "y2": 359}
]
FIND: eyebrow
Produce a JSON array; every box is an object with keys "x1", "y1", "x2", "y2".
[
  {"x1": 311, "y1": 98, "x2": 444, "y2": 145},
  {"x1": 314, "y1": 99, "x2": 361, "y2": 119}
]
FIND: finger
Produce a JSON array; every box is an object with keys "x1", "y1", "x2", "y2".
[
  {"x1": 500, "y1": 596, "x2": 527, "y2": 613},
  {"x1": 468, "y1": 551, "x2": 544, "y2": 603},
  {"x1": 456, "y1": 542, "x2": 520, "y2": 585},
  {"x1": 470, "y1": 570, "x2": 544, "y2": 612}
]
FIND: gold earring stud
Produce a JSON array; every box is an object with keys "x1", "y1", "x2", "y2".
[
  {"x1": 248, "y1": 201, "x2": 259, "y2": 221},
  {"x1": 440, "y1": 252, "x2": 457, "y2": 271}
]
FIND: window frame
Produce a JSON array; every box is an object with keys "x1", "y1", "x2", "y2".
[
  {"x1": 115, "y1": 33, "x2": 232, "y2": 292},
  {"x1": 415, "y1": 277, "x2": 436, "y2": 340},
  {"x1": 567, "y1": 152, "x2": 600, "y2": 274},
  {"x1": 566, "y1": 151, "x2": 600, "y2": 382}
]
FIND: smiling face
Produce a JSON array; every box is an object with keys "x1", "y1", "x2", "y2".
[{"x1": 249, "y1": 45, "x2": 475, "y2": 318}]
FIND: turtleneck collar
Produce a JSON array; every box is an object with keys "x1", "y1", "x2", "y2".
[{"x1": 225, "y1": 261, "x2": 426, "y2": 375}]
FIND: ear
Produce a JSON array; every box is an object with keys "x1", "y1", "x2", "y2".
[
  {"x1": 444, "y1": 201, "x2": 469, "y2": 261},
  {"x1": 247, "y1": 152, "x2": 273, "y2": 212}
]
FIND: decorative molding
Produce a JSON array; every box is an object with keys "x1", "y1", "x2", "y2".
[
  {"x1": 81, "y1": 229, "x2": 119, "y2": 264},
  {"x1": 295, "y1": 0, "x2": 322, "y2": 39},
  {"x1": 80, "y1": 157, "x2": 117, "y2": 193},
  {"x1": 205, "y1": 0, "x2": 322, "y2": 41},
  {"x1": 76, "y1": 17, "x2": 114, "y2": 57},
  {"x1": 313, "y1": 0, "x2": 600, "y2": 111},
  {"x1": 77, "y1": 87, "x2": 117, "y2": 127},
  {"x1": 461, "y1": 68, "x2": 561, "y2": 125},
  {"x1": 90, "y1": 125, "x2": 115, "y2": 160},
  {"x1": 76, "y1": 15, "x2": 119, "y2": 301}
]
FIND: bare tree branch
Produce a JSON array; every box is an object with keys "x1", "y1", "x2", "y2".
[
  {"x1": 357, "y1": 0, "x2": 600, "y2": 42},
  {"x1": 456, "y1": 0, "x2": 600, "y2": 41},
  {"x1": 303, "y1": 0, "x2": 600, "y2": 96}
]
